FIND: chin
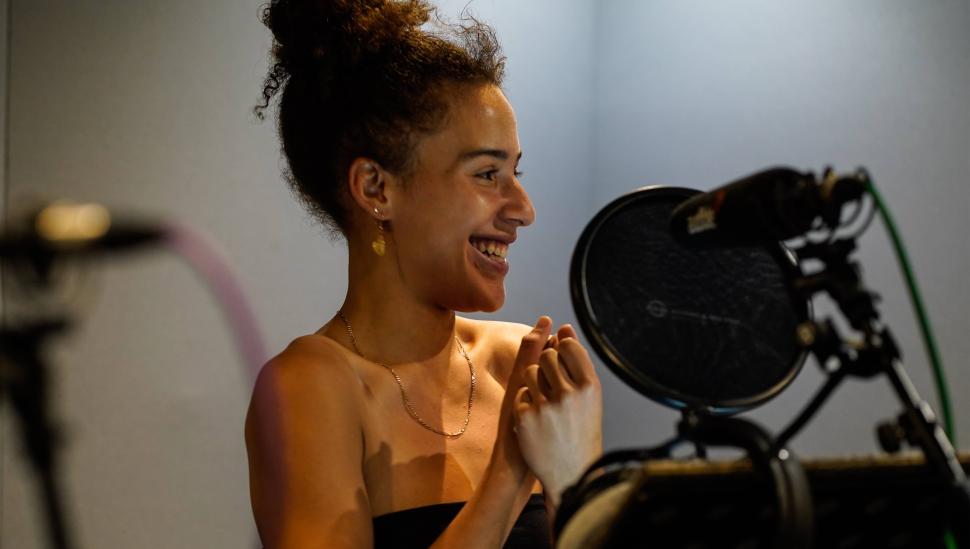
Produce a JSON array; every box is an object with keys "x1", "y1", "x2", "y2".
[
  {"x1": 477, "y1": 298, "x2": 504, "y2": 313},
  {"x1": 478, "y1": 284, "x2": 507, "y2": 312}
]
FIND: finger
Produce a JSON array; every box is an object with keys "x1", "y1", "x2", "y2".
[
  {"x1": 538, "y1": 367, "x2": 553, "y2": 396},
  {"x1": 523, "y1": 364, "x2": 547, "y2": 404},
  {"x1": 513, "y1": 386, "x2": 533, "y2": 422},
  {"x1": 538, "y1": 348, "x2": 568, "y2": 400},
  {"x1": 553, "y1": 325, "x2": 580, "y2": 383},
  {"x1": 557, "y1": 338, "x2": 595, "y2": 386},
  {"x1": 544, "y1": 334, "x2": 559, "y2": 350},
  {"x1": 557, "y1": 324, "x2": 578, "y2": 342},
  {"x1": 516, "y1": 316, "x2": 553, "y2": 371}
]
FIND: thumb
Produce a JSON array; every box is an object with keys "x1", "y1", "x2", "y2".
[{"x1": 516, "y1": 316, "x2": 553, "y2": 370}]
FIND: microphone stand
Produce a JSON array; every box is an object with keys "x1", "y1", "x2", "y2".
[
  {"x1": 775, "y1": 237, "x2": 969, "y2": 547},
  {"x1": 0, "y1": 318, "x2": 75, "y2": 549}
]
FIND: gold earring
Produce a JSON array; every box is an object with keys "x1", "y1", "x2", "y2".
[{"x1": 371, "y1": 214, "x2": 386, "y2": 257}]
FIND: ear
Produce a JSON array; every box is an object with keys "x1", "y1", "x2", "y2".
[{"x1": 346, "y1": 157, "x2": 395, "y2": 221}]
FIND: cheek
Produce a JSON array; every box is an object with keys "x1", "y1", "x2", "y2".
[
  {"x1": 402, "y1": 190, "x2": 479, "y2": 239},
  {"x1": 392, "y1": 207, "x2": 469, "y2": 266},
  {"x1": 390, "y1": 183, "x2": 499, "y2": 273}
]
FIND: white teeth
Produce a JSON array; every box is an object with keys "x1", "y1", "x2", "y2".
[{"x1": 471, "y1": 238, "x2": 509, "y2": 259}]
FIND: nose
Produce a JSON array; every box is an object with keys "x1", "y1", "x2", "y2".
[{"x1": 502, "y1": 177, "x2": 536, "y2": 228}]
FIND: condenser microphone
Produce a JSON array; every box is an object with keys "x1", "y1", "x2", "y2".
[{"x1": 668, "y1": 167, "x2": 866, "y2": 247}]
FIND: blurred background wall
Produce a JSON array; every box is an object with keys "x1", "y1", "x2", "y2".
[{"x1": 1, "y1": 0, "x2": 966, "y2": 547}]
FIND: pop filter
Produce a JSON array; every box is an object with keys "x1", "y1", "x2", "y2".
[{"x1": 570, "y1": 186, "x2": 810, "y2": 413}]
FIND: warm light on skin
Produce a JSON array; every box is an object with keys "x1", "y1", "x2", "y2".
[
  {"x1": 384, "y1": 84, "x2": 536, "y2": 313},
  {"x1": 35, "y1": 201, "x2": 111, "y2": 242}
]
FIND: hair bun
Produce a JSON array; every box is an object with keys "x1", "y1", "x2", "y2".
[
  {"x1": 263, "y1": 0, "x2": 432, "y2": 77},
  {"x1": 256, "y1": 0, "x2": 505, "y2": 235}
]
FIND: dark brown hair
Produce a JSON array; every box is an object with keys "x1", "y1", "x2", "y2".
[{"x1": 256, "y1": 0, "x2": 506, "y2": 236}]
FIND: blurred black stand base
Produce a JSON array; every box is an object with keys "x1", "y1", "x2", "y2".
[{"x1": 1, "y1": 320, "x2": 74, "y2": 549}]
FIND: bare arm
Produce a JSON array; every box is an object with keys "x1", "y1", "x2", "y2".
[{"x1": 245, "y1": 340, "x2": 373, "y2": 548}]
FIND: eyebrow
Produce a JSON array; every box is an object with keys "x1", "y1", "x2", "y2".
[{"x1": 456, "y1": 149, "x2": 523, "y2": 162}]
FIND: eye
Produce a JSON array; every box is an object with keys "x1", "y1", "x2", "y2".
[
  {"x1": 476, "y1": 169, "x2": 499, "y2": 182},
  {"x1": 474, "y1": 168, "x2": 523, "y2": 183}
]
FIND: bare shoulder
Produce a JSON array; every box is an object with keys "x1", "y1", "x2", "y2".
[
  {"x1": 246, "y1": 334, "x2": 368, "y2": 460},
  {"x1": 245, "y1": 335, "x2": 372, "y2": 547},
  {"x1": 246, "y1": 335, "x2": 367, "y2": 451},
  {"x1": 457, "y1": 317, "x2": 533, "y2": 383},
  {"x1": 249, "y1": 335, "x2": 364, "y2": 415},
  {"x1": 458, "y1": 316, "x2": 531, "y2": 349}
]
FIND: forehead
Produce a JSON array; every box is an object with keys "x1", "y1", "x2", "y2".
[{"x1": 413, "y1": 84, "x2": 520, "y2": 170}]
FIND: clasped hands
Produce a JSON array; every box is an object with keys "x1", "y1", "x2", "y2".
[{"x1": 508, "y1": 316, "x2": 603, "y2": 509}]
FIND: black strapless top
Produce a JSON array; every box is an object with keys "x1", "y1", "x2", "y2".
[{"x1": 372, "y1": 493, "x2": 551, "y2": 548}]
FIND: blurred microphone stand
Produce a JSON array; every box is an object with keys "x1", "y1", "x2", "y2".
[
  {"x1": 0, "y1": 201, "x2": 164, "y2": 549},
  {"x1": 0, "y1": 319, "x2": 72, "y2": 549},
  {"x1": 0, "y1": 200, "x2": 269, "y2": 549}
]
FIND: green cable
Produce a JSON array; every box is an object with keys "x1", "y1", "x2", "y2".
[
  {"x1": 864, "y1": 172, "x2": 957, "y2": 445},
  {"x1": 865, "y1": 174, "x2": 960, "y2": 549}
]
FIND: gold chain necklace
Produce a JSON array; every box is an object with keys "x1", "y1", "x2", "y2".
[{"x1": 336, "y1": 311, "x2": 476, "y2": 438}]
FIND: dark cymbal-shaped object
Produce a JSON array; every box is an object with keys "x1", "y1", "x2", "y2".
[{"x1": 570, "y1": 186, "x2": 810, "y2": 413}]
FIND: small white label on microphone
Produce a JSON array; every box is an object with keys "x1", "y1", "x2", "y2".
[{"x1": 686, "y1": 206, "x2": 717, "y2": 235}]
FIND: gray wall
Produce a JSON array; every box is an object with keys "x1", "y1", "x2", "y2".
[{"x1": 1, "y1": 1, "x2": 967, "y2": 547}]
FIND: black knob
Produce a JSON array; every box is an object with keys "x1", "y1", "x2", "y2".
[{"x1": 877, "y1": 420, "x2": 905, "y2": 453}]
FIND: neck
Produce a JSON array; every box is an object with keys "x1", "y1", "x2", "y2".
[{"x1": 331, "y1": 240, "x2": 459, "y2": 366}]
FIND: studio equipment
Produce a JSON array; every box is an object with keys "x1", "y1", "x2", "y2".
[
  {"x1": 558, "y1": 167, "x2": 968, "y2": 549},
  {"x1": 0, "y1": 201, "x2": 267, "y2": 549}
]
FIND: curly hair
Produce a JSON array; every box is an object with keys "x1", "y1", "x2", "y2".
[{"x1": 255, "y1": 0, "x2": 506, "y2": 236}]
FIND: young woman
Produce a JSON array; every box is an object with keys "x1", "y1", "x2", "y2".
[{"x1": 246, "y1": 1, "x2": 603, "y2": 547}]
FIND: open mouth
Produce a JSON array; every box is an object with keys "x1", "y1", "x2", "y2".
[{"x1": 469, "y1": 237, "x2": 509, "y2": 269}]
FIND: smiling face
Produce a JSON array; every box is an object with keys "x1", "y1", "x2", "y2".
[{"x1": 387, "y1": 83, "x2": 535, "y2": 312}]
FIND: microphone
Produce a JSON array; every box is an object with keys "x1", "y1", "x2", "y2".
[
  {"x1": 0, "y1": 201, "x2": 166, "y2": 261},
  {"x1": 669, "y1": 167, "x2": 868, "y2": 247}
]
